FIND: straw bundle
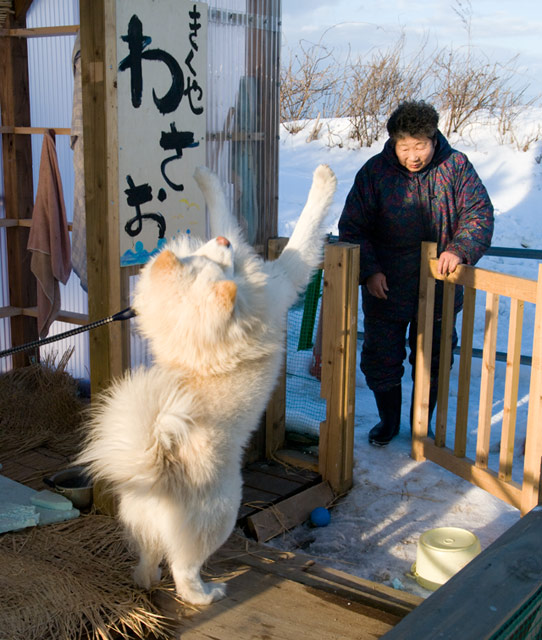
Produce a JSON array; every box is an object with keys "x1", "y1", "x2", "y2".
[
  {"x1": 0, "y1": 350, "x2": 85, "y2": 462},
  {"x1": 0, "y1": 0, "x2": 13, "y2": 27},
  {"x1": 0, "y1": 513, "x2": 178, "y2": 640}
]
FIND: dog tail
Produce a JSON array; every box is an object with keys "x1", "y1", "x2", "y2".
[{"x1": 77, "y1": 368, "x2": 216, "y2": 493}]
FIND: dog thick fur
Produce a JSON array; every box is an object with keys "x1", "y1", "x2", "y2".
[{"x1": 77, "y1": 164, "x2": 337, "y2": 605}]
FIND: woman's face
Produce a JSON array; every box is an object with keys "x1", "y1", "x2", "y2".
[{"x1": 394, "y1": 135, "x2": 436, "y2": 172}]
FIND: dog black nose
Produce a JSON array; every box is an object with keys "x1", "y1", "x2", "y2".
[{"x1": 216, "y1": 236, "x2": 230, "y2": 247}]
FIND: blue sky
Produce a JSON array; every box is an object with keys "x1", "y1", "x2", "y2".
[{"x1": 281, "y1": 1, "x2": 542, "y2": 100}]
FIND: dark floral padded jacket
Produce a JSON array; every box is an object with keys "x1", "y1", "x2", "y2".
[{"x1": 338, "y1": 130, "x2": 494, "y2": 321}]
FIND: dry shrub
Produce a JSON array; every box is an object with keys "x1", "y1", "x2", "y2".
[
  {"x1": 280, "y1": 38, "x2": 348, "y2": 130},
  {"x1": 280, "y1": 18, "x2": 541, "y2": 148},
  {"x1": 345, "y1": 34, "x2": 433, "y2": 146},
  {"x1": 0, "y1": 514, "x2": 178, "y2": 640},
  {"x1": 0, "y1": 350, "x2": 85, "y2": 461}
]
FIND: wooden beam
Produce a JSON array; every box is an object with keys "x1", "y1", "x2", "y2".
[
  {"x1": 412, "y1": 242, "x2": 437, "y2": 460},
  {"x1": 13, "y1": 0, "x2": 33, "y2": 21},
  {"x1": 246, "y1": 481, "x2": 334, "y2": 542},
  {"x1": 80, "y1": 0, "x2": 123, "y2": 393},
  {"x1": 423, "y1": 440, "x2": 522, "y2": 508},
  {"x1": 319, "y1": 242, "x2": 359, "y2": 494},
  {"x1": 0, "y1": 126, "x2": 71, "y2": 134},
  {"x1": 0, "y1": 25, "x2": 79, "y2": 37},
  {"x1": 429, "y1": 259, "x2": 538, "y2": 304},
  {"x1": 0, "y1": 10, "x2": 38, "y2": 367},
  {"x1": 521, "y1": 264, "x2": 542, "y2": 514}
]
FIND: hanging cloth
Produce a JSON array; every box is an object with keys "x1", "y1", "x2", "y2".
[{"x1": 27, "y1": 129, "x2": 72, "y2": 338}]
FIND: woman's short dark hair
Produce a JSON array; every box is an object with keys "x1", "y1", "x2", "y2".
[{"x1": 386, "y1": 100, "x2": 439, "y2": 141}]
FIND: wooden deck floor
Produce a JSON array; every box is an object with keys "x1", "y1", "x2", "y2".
[
  {"x1": 1, "y1": 447, "x2": 422, "y2": 639},
  {"x1": 155, "y1": 532, "x2": 421, "y2": 639}
]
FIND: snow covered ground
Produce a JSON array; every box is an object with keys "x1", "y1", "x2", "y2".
[{"x1": 271, "y1": 113, "x2": 542, "y2": 598}]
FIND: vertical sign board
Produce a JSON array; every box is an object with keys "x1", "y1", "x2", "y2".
[{"x1": 116, "y1": 0, "x2": 207, "y2": 266}]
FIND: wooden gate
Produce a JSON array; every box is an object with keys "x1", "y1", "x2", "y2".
[{"x1": 412, "y1": 242, "x2": 542, "y2": 515}]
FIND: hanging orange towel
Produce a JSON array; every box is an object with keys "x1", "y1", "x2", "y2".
[{"x1": 28, "y1": 129, "x2": 72, "y2": 338}]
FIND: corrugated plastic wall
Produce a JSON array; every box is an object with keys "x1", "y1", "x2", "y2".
[{"x1": 1, "y1": 0, "x2": 281, "y2": 381}]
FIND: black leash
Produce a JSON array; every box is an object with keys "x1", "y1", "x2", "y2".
[{"x1": 0, "y1": 307, "x2": 136, "y2": 358}]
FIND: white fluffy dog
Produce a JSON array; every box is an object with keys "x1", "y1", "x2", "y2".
[{"x1": 77, "y1": 164, "x2": 337, "y2": 605}]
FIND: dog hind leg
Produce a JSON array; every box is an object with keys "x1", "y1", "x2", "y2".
[
  {"x1": 170, "y1": 559, "x2": 227, "y2": 606},
  {"x1": 133, "y1": 544, "x2": 163, "y2": 590}
]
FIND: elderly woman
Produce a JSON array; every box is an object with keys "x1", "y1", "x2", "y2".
[{"x1": 339, "y1": 100, "x2": 494, "y2": 446}]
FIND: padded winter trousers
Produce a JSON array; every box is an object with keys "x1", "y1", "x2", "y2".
[{"x1": 360, "y1": 313, "x2": 458, "y2": 393}]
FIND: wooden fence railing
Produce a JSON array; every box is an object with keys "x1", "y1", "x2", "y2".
[
  {"x1": 412, "y1": 242, "x2": 542, "y2": 515},
  {"x1": 266, "y1": 240, "x2": 359, "y2": 496}
]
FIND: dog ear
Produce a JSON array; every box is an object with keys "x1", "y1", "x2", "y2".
[
  {"x1": 214, "y1": 280, "x2": 237, "y2": 312},
  {"x1": 152, "y1": 250, "x2": 180, "y2": 277}
]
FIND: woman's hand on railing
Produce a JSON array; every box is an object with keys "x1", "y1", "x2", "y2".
[{"x1": 437, "y1": 251, "x2": 462, "y2": 276}]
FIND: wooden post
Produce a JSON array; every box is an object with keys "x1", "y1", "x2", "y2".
[
  {"x1": 476, "y1": 292, "x2": 499, "y2": 470},
  {"x1": 0, "y1": 9, "x2": 38, "y2": 367},
  {"x1": 521, "y1": 264, "x2": 542, "y2": 515},
  {"x1": 411, "y1": 242, "x2": 437, "y2": 460},
  {"x1": 79, "y1": 0, "x2": 124, "y2": 394},
  {"x1": 454, "y1": 285, "x2": 476, "y2": 457},
  {"x1": 499, "y1": 298, "x2": 524, "y2": 481},
  {"x1": 264, "y1": 237, "x2": 289, "y2": 457},
  {"x1": 434, "y1": 280, "x2": 455, "y2": 446},
  {"x1": 319, "y1": 242, "x2": 359, "y2": 495}
]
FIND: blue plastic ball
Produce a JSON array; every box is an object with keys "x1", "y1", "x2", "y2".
[{"x1": 310, "y1": 506, "x2": 331, "y2": 527}]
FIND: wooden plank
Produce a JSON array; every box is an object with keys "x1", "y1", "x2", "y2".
[
  {"x1": 242, "y1": 469, "x2": 305, "y2": 496},
  {"x1": 0, "y1": 218, "x2": 70, "y2": 230},
  {"x1": 211, "y1": 534, "x2": 422, "y2": 620},
  {"x1": 454, "y1": 285, "x2": 476, "y2": 457},
  {"x1": 246, "y1": 459, "x2": 320, "y2": 485},
  {"x1": 412, "y1": 242, "x2": 437, "y2": 460},
  {"x1": 0, "y1": 25, "x2": 79, "y2": 37},
  {"x1": 166, "y1": 556, "x2": 405, "y2": 640},
  {"x1": 435, "y1": 280, "x2": 455, "y2": 446},
  {"x1": 499, "y1": 298, "x2": 524, "y2": 481},
  {"x1": 20, "y1": 307, "x2": 89, "y2": 325},
  {"x1": 428, "y1": 259, "x2": 537, "y2": 304},
  {"x1": 246, "y1": 481, "x2": 334, "y2": 542},
  {"x1": 521, "y1": 265, "x2": 542, "y2": 514},
  {"x1": 0, "y1": 9, "x2": 38, "y2": 368},
  {"x1": 240, "y1": 485, "x2": 281, "y2": 515},
  {"x1": 423, "y1": 440, "x2": 522, "y2": 508},
  {"x1": 319, "y1": 243, "x2": 358, "y2": 494},
  {"x1": 0, "y1": 126, "x2": 71, "y2": 134},
  {"x1": 476, "y1": 292, "x2": 499, "y2": 469},
  {"x1": 274, "y1": 448, "x2": 320, "y2": 472},
  {"x1": 0, "y1": 305, "x2": 23, "y2": 319},
  {"x1": 382, "y1": 506, "x2": 542, "y2": 640}
]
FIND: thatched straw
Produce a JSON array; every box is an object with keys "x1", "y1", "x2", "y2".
[
  {"x1": 0, "y1": 513, "x2": 179, "y2": 640},
  {"x1": 0, "y1": 1, "x2": 13, "y2": 28},
  {"x1": 0, "y1": 350, "x2": 85, "y2": 463}
]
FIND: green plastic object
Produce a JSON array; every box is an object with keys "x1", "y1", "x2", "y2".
[{"x1": 297, "y1": 269, "x2": 322, "y2": 351}]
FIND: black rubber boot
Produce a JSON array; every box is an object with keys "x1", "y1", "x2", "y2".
[
  {"x1": 410, "y1": 385, "x2": 437, "y2": 438},
  {"x1": 368, "y1": 386, "x2": 402, "y2": 446}
]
